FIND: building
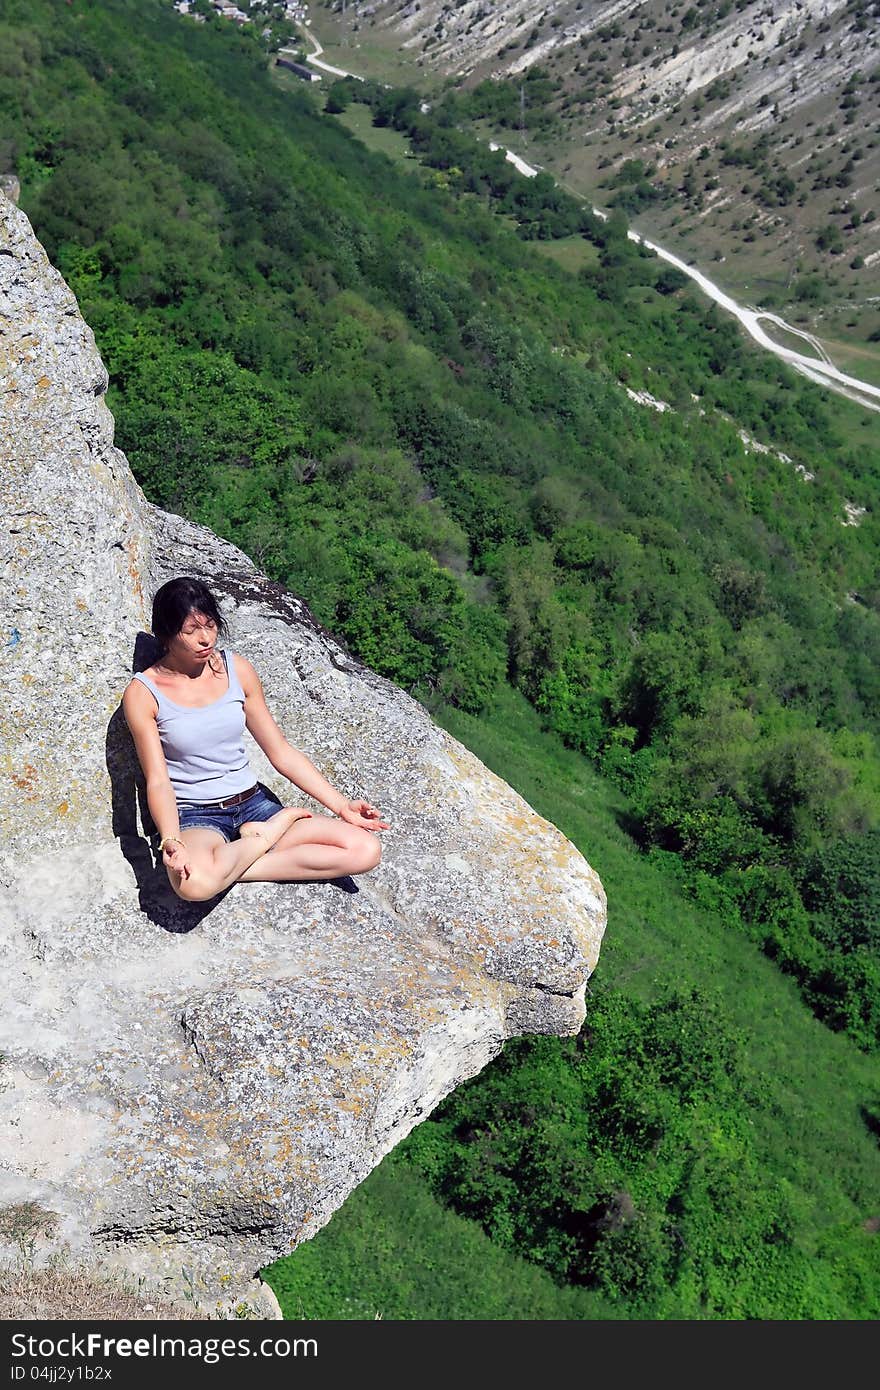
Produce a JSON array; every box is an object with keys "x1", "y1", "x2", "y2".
[{"x1": 275, "y1": 56, "x2": 322, "y2": 82}]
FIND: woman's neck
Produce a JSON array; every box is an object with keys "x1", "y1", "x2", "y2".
[{"x1": 157, "y1": 653, "x2": 217, "y2": 680}]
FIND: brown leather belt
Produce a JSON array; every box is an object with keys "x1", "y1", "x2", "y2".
[{"x1": 188, "y1": 783, "x2": 260, "y2": 810}]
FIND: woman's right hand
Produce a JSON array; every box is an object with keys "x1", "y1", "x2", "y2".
[{"x1": 162, "y1": 838, "x2": 191, "y2": 881}]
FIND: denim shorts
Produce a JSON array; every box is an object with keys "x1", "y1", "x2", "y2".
[{"x1": 176, "y1": 782, "x2": 285, "y2": 844}]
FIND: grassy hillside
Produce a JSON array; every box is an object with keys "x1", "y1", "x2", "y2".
[
  {"x1": 265, "y1": 684, "x2": 880, "y2": 1318},
  {"x1": 264, "y1": 1150, "x2": 624, "y2": 1320},
  {"x1": 308, "y1": 0, "x2": 880, "y2": 347},
  {"x1": 1, "y1": 0, "x2": 878, "y2": 1316}
]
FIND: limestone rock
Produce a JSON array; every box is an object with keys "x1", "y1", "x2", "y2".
[{"x1": 0, "y1": 191, "x2": 606, "y2": 1314}]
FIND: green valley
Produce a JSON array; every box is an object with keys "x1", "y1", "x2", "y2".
[
  {"x1": 307, "y1": 0, "x2": 880, "y2": 353},
  {"x1": 2, "y1": 0, "x2": 878, "y2": 1318},
  {"x1": 266, "y1": 681, "x2": 880, "y2": 1318}
]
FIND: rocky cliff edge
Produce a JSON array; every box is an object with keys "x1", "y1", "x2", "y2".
[{"x1": 0, "y1": 191, "x2": 606, "y2": 1316}]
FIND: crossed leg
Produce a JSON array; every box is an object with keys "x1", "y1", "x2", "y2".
[
  {"x1": 167, "y1": 812, "x2": 381, "y2": 901},
  {"x1": 238, "y1": 813, "x2": 382, "y2": 884},
  {"x1": 167, "y1": 808, "x2": 303, "y2": 902}
]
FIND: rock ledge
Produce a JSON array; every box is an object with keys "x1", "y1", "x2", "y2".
[{"x1": 0, "y1": 192, "x2": 606, "y2": 1313}]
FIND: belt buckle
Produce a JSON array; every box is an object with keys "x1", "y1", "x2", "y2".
[{"x1": 220, "y1": 785, "x2": 253, "y2": 809}]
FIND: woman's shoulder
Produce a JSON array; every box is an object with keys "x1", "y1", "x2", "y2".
[
  {"x1": 229, "y1": 650, "x2": 256, "y2": 682},
  {"x1": 124, "y1": 665, "x2": 160, "y2": 693},
  {"x1": 124, "y1": 667, "x2": 156, "y2": 691},
  {"x1": 122, "y1": 671, "x2": 158, "y2": 722}
]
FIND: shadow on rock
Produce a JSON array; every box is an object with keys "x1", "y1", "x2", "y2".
[
  {"x1": 104, "y1": 633, "x2": 223, "y2": 933},
  {"x1": 330, "y1": 876, "x2": 360, "y2": 894},
  {"x1": 116, "y1": 827, "x2": 223, "y2": 934},
  {"x1": 106, "y1": 633, "x2": 360, "y2": 925}
]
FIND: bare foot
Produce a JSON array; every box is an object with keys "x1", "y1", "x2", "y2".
[{"x1": 239, "y1": 807, "x2": 310, "y2": 851}]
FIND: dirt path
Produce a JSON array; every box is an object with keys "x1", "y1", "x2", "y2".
[
  {"x1": 498, "y1": 143, "x2": 880, "y2": 412},
  {"x1": 291, "y1": 26, "x2": 363, "y2": 81},
  {"x1": 293, "y1": 24, "x2": 880, "y2": 413}
]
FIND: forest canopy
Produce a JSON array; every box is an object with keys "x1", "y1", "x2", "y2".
[{"x1": 3, "y1": 0, "x2": 879, "y2": 1319}]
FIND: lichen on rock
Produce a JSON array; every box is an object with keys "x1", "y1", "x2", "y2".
[{"x1": 0, "y1": 191, "x2": 606, "y2": 1315}]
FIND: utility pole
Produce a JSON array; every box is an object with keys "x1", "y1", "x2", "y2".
[
  {"x1": 787, "y1": 237, "x2": 799, "y2": 290},
  {"x1": 520, "y1": 80, "x2": 527, "y2": 145}
]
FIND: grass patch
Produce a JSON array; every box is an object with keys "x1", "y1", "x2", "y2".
[
  {"x1": 528, "y1": 234, "x2": 599, "y2": 274},
  {"x1": 301, "y1": 32, "x2": 436, "y2": 92},
  {"x1": 263, "y1": 682, "x2": 880, "y2": 1319},
  {"x1": 0, "y1": 1259, "x2": 203, "y2": 1321},
  {"x1": 332, "y1": 102, "x2": 416, "y2": 167},
  {"x1": 756, "y1": 317, "x2": 827, "y2": 360},
  {"x1": 263, "y1": 1149, "x2": 622, "y2": 1320},
  {"x1": 820, "y1": 336, "x2": 880, "y2": 390}
]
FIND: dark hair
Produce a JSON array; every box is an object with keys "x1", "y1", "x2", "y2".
[{"x1": 151, "y1": 577, "x2": 229, "y2": 652}]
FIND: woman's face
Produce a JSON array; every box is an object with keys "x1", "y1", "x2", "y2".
[{"x1": 168, "y1": 609, "x2": 218, "y2": 665}]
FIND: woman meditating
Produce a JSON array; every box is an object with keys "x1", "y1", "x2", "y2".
[{"x1": 123, "y1": 576, "x2": 389, "y2": 903}]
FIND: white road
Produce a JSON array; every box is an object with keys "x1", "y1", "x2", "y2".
[
  {"x1": 490, "y1": 145, "x2": 880, "y2": 412},
  {"x1": 297, "y1": 32, "x2": 880, "y2": 412},
  {"x1": 630, "y1": 230, "x2": 880, "y2": 413},
  {"x1": 288, "y1": 25, "x2": 363, "y2": 80}
]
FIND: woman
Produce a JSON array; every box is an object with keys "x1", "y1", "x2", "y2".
[{"x1": 123, "y1": 576, "x2": 389, "y2": 903}]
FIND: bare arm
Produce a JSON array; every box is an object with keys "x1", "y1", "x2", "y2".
[
  {"x1": 122, "y1": 680, "x2": 194, "y2": 880},
  {"x1": 235, "y1": 654, "x2": 390, "y2": 829}
]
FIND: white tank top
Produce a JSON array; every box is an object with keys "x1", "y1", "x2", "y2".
[{"x1": 132, "y1": 649, "x2": 255, "y2": 804}]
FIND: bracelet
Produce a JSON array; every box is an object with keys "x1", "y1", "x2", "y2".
[{"x1": 159, "y1": 835, "x2": 185, "y2": 853}]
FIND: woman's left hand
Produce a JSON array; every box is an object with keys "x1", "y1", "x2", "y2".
[{"x1": 336, "y1": 799, "x2": 390, "y2": 831}]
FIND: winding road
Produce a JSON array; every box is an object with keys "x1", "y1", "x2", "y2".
[
  {"x1": 627, "y1": 230, "x2": 880, "y2": 413},
  {"x1": 293, "y1": 30, "x2": 880, "y2": 413}
]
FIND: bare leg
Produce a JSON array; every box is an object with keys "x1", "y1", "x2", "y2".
[
  {"x1": 239, "y1": 807, "x2": 305, "y2": 848},
  {"x1": 238, "y1": 816, "x2": 382, "y2": 883},
  {"x1": 168, "y1": 827, "x2": 276, "y2": 902}
]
